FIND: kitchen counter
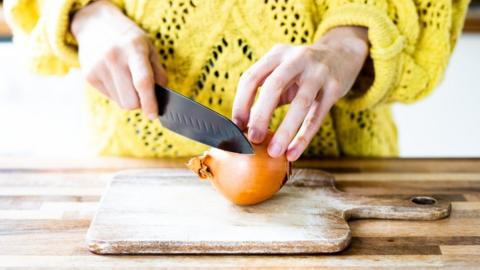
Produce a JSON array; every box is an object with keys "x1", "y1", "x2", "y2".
[{"x1": 1, "y1": 157, "x2": 479, "y2": 269}]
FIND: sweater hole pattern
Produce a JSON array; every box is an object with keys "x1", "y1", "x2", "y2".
[
  {"x1": 267, "y1": 0, "x2": 310, "y2": 45},
  {"x1": 125, "y1": 0, "x2": 197, "y2": 157}
]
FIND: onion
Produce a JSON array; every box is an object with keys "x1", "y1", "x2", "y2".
[{"x1": 187, "y1": 132, "x2": 291, "y2": 205}]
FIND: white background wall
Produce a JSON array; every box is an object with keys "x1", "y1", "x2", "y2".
[
  {"x1": 0, "y1": 34, "x2": 479, "y2": 158},
  {"x1": 392, "y1": 33, "x2": 480, "y2": 157}
]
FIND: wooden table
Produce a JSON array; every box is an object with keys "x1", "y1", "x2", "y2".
[{"x1": 1, "y1": 157, "x2": 479, "y2": 269}]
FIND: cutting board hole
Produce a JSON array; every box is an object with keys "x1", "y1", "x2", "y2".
[{"x1": 411, "y1": 196, "x2": 437, "y2": 205}]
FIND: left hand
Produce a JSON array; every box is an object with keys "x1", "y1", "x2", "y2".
[{"x1": 232, "y1": 26, "x2": 369, "y2": 161}]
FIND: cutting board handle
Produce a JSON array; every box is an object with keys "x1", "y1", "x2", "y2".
[
  {"x1": 293, "y1": 169, "x2": 451, "y2": 221},
  {"x1": 342, "y1": 193, "x2": 451, "y2": 220}
]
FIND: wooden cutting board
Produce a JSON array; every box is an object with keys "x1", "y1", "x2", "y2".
[{"x1": 86, "y1": 169, "x2": 450, "y2": 254}]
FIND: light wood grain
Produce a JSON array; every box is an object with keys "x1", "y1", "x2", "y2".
[
  {"x1": 0, "y1": 255, "x2": 447, "y2": 268},
  {"x1": 1, "y1": 158, "x2": 479, "y2": 268},
  {"x1": 440, "y1": 245, "x2": 480, "y2": 255},
  {"x1": 351, "y1": 218, "x2": 480, "y2": 237},
  {"x1": 334, "y1": 172, "x2": 480, "y2": 181}
]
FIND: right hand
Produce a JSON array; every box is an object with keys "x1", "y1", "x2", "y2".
[{"x1": 71, "y1": 0, "x2": 167, "y2": 119}]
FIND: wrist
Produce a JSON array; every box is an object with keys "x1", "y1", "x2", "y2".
[
  {"x1": 71, "y1": 0, "x2": 119, "y2": 41},
  {"x1": 315, "y1": 26, "x2": 369, "y2": 59}
]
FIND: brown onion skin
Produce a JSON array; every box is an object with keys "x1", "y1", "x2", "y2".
[{"x1": 190, "y1": 132, "x2": 290, "y2": 206}]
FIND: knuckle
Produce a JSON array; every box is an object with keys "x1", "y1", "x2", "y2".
[
  {"x1": 121, "y1": 97, "x2": 140, "y2": 110},
  {"x1": 85, "y1": 73, "x2": 99, "y2": 86},
  {"x1": 293, "y1": 46, "x2": 309, "y2": 58},
  {"x1": 104, "y1": 47, "x2": 121, "y2": 63},
  {"x1": 275, "y1": 128, "x2": 292, "y2": 143},
  {"x1": 250, "y1": 111, "x2": 269, "y2": 127},
  {"x1": 121, "y1": 100, "x2": 140, "y2": 110},
  {"x1": 303, "y1": 116, "x2": 318, "y2": 131},
  {"x1": 294, "y1": 94, "x2": 313, "y2": 109},
  {"x1": 131, "y1": 37, "x2": 149, "y2": 52},
  {"x1": 134, "y1": 75, "x2": 154, "y2": 92},
  {"x1": 296, "y1": 135, "x2": 310, "y2": 149},
  {"x1": 328, "y1": 78, "x2": 342, "y2": 97},
  {"x1": 287, "y1": 52, "x2": 307, "y2": 66},
  {"x1": 233, "y1": 100, "x2": 248, "y2": 112},
  {"x1": 304, "y1": 46, "x2": 318, "y2": 57},
  {"x1": 241, "y1": 69, "x2": 261, "y2": 85},
  {"x1": 267, "y1": 75, "x2": 287, "y2": 91},
  {"x1": 315, "y1": 63, "x2": 329, "y2": 76},
  {"x1": 302, "y1": 71, "x2": 322, "y2": 86}
]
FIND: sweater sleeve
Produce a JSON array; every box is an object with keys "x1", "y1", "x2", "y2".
[
  {"x1": 4, "y1": 0, "x2": 124, "y2": 75},
  {"x1": 313, "y1": 0, "x2": 470, "y2": 111}
]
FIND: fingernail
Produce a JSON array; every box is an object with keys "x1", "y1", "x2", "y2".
[
  {"x1": 248, "y1": 128, "x2": 261, "y2": 143},
  {"x1": 160, "y1": 77, "x2": 168, "y2": 86},
  {"x1": 268, "y1": 142, "x2": 283, "y2": 157},
  {"x1": 148, "y1": 113, "x2": 157, "y2": 120},
  {"x1": 232, "y1": 117, "x2": 244, "y2": 130}
]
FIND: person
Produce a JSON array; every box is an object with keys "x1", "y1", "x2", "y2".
[{"x1": 4, "y1": 0, "x2": 470, "y2": 160}]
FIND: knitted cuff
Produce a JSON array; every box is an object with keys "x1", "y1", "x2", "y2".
[
  {"x1": 44, "y1": 0, "x2": 93, "y2": 67},
  {"x1": 314, "y1": 3, "x2": 405, "y2": 111}
]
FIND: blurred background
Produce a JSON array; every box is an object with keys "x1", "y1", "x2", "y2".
[{"x1": 0, "y1": 1, "x2": 479, "y2": 158}]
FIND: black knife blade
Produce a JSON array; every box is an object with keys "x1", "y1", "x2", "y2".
[{"x1": 155, "y1": 84, "x2": 254, "y2": 154}]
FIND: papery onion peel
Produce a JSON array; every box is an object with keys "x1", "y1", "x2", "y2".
[{"x1": 187, "y1": 132, "x2": 291, "y2": 205}]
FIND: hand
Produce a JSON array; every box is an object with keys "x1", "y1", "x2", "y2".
[
  {"x1": 232, "y1": 26, "x2": 369, "y2": 161},
  {"x1": 71, "y1": 0, "x2": 167, "y2": 119}
]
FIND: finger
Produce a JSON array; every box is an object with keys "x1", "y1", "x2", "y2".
[
  {"x1": 268, "y1": 78, "x2": 323, "y2": 158},
  {"x1": 286, "y1": 100, "x2": 324, "y2": 162},
  {"x1": 109, "y1": 63, "x2": 140, "y2": 110},
  {"x1": 149, "y1": 44, "x2": 168, "y2": 86},
  {"x1": 232, "y1": 49, "x2": 283, "y2": 130},
  {"x1": 86, "y1": 74, "x2": 110, "y2": 99},
  {"x1": 247, "y1": 60, "x2": 303, "y2": 144},
  {"x1": 278, "y1": 83, "x2": 299, "y2": 106},
  {"x1": 286, "y1": 83, "x2": 338, "y2": 161},
  {"x1": 100, "y1": 64, "x2": 122, "y2": 106},
  {"x1": 129, "y1": 51, "x2": 158, "y2": 120}
]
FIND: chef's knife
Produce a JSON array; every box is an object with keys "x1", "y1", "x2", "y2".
[{"x1": 155, "y1": 84, "x2": 254, "y2": 154}]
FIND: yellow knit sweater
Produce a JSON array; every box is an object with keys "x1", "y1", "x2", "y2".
[{"x1": 4, "y1": 0, "x2": 469, "y2": 158}]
